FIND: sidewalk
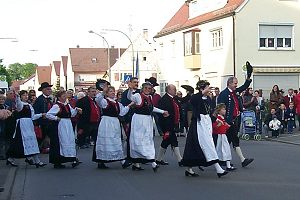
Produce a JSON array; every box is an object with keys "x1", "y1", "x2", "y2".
[
  {"x1": 0, "y1": 160, "x2": 18, "y2": 200},
  {"x1": 266, "y1": 132, "x2": 300, "y2": 146}
]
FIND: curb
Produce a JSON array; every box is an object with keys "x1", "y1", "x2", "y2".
[
  {"x1": 264, "y1": 137, "x2": 300, "y2": 146},
  {"x1": 0, "y1": 167, "x2": 18, "y2": 200}
]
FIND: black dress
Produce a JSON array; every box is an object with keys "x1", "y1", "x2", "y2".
[{"x1": 181, "y1": 92, "x2": 219, "y2": 167}]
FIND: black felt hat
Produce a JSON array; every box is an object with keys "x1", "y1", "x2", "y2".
[
  {"x1": 145, "y1": 77, "x2": 159, "y2": 87},
  {"x1": 38, "y1": 82, "x2": 53, "y2": 91}
]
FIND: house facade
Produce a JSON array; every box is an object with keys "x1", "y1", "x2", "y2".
[
  {"x1": 110, "y1": 32, "x2": 159, "y2": 92},
  {"x1": 154, "y1": 0, "x2": 300, "y2": 97},
  {"x1": 68, "y1": 47, "x2": 125, "y2": 92}
]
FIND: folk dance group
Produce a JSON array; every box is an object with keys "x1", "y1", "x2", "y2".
[{"x1": 3, "y1": 62, "x2": 255, "y2": 178}]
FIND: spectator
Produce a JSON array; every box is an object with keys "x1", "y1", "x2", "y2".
[
  {"x1": 174, "y1": 91, "x2": 185, "y2": 137},
  {"x1": 116, "y1": 89, "x2": 123, "y2": 103},
  {"x1": 285, "y1": 102, "x2": 296, "y2": 134},
  {"x1": 264, "y1": 108, "x2": 278, "y2": 138},
  {"x1": 253, "y1": 90, "x2": 265, "y2": 134},
  {"x1": 0, "y1": 94, "x2": 12, "y2": 160},
  {"x1": 76, "y1": 92, "x2": 85, "y2": 100},
  {"x1": 294, "y1": 89, "x2": 300, "y2": 130},
  {"x1": 242, "y1": 88, "x2": 258, "y2": 111},
  {"x1": 283, "y1": 88, "x2": 295, "y2": 109},
  {"x1": 211, "y1": 87, "x2": 220, "y2": 111},
  {"x1": 276, "y1": 103, "x2": 287, "y2": 135},
  {"x1": 269, "y1": 85, "x2": 284, "y2": 110}
]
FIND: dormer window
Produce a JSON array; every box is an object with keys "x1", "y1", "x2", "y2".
[{"x1": 91, "y1": 58, "x2": 97, "y2": 63}]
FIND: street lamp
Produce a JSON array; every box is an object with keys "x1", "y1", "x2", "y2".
[
  {"x1": 88, "y1": 30, "x2": 111, "y2": 83},
  {"x1": 102, "y1": 28, "x2": 135, "y2": 76}
]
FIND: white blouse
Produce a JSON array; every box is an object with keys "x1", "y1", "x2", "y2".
[
  {"x1": 15, "y1": 96, "x2": 42, "y2": 120},
  {"x1": 95, "y1": 93, "x2": 130, "y2": 117},
  {"x1": 127, "y1": 90, "x2": 164, "y2": 114},
  {"x1": 46, "y1": 102, "x2": 78, "y2": 121}
]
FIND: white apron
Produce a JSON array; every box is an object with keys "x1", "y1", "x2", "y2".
[
  {"x1": 130, "y1": 114, "x2": 155, "y2": 160},
  {"x1": 58, "y1": 119, "x2": 76, "y2": 157},
  {"x1": 96, "y1": 116, "x2": 124, "y2": 160},
  {"x1": 18, "y1": 118, "x2": 40, "y2": 156},
  {"x1": 196, "y1": 114, "x2": 219, "y2": 162},
  {"x1": 216, "y1": 134, "x2": 232, "y2": 161}
]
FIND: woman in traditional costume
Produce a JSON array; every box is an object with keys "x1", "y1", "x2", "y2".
[
  {"x1": 181, "y1": 80, "x2": 228, "y2": 178},
  {"x1": 6, "y1": 90, "x2": 46, "y2": 168},
  {"x1": 128, "y1": 82, "x2": 169, "y2": 172},
  {"x1": 46, "y1": 91, "x2": 82, "y2": 168},
  {"x1": 93, "y1": 85, "x2": 134, "y2": 169}
]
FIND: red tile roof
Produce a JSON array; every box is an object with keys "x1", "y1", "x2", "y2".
[
  {"x1": 36, "y1": 66, "x2": 51, "y2": 84},
  {"x1": 69, "y1": 48, "x2": 126, "y2": 73},
  {"x1": 61, "y1": 56, "x2": 68, "y2": 76},
  {"x1": 155, "y1": 0, "x2": 245, "y2": 38},
  {"x1": 52, "y1": 61, "x2": 61, "y2": 76}
]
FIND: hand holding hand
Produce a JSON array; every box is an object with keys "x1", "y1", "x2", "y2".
[
  {"x1": 77, "y1": 129, "x2": 84, "y2": 135},
  {"x1": 42, "y1": 113, "x2": 46, "y2": 119},
  {"x1": 76, "y1": 108, "x2": 83, "y2": 114}
]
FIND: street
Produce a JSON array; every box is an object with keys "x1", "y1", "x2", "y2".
[{"x1": 3, "y1": 136, "x2": 299, "y2": 200}]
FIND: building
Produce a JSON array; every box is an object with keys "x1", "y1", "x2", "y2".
[
  {"x1": 154, "y1": 0, "x2": 300, "y2": 97},
  {"x1": 68, "y1": 47, "x2": 125, "y2": 91},
  {"x1": 20, "y1": 74, "x2": 36, "y2": 91},
  {"x1": 110, "y1": 30, "x2": 159, "y2": 91}
]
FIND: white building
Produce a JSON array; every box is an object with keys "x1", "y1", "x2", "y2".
[
  {"x1": 110, "y1": 30, "x2": 159, "y2": 92},
  {"x1": 20, "y1": 74, "x2": 36, "y2": 91},
  {"x1": 154, "y1": 0, "x2": 300, "y2": 97}
]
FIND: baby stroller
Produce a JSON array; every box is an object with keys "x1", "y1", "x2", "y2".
[{"x1": 240, "y1": 110, "x2": 261, "y2": 141}]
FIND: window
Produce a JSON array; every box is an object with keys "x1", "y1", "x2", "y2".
[
  {"x1": 184, "y1": 32, "x2": 192, "y2": 55},
  {"x1": 211, "y1": 28, "x2": 223, "y2": 48},
  {"x1": 114, "y1": 73, "x2": 119, "y2": 81},
  {"x1": 195, "y1": 32, "x2": 200, "y2": 54},
  {"x1": 184, "y1": 30, "x2": 201, "y2": 56},
  {"x1": 171, "y1": 40, "x2": 176, "y2": 58},
  {"x1": 259, "y1": 24, "x2": 293, "y2": 49},
  {"x1": 79, "y1": 76, "x2": 84, "y2": 82}
]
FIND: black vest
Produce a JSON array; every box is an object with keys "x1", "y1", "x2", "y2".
[
  {"x1": 135, "y1": 94, "x2": 153, "y2": 115},
  {"x1": 16, "y1": 105, "x2": 31, "y2": 119},
  {"x1": 57, "y1": 103, "x2": 71, "y2": 119},
  {"x1": 102, "y1": 99, "x2": 120, "y2": 117}
]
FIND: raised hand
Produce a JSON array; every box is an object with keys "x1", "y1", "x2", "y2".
[
  {"x1": 163, "y1": 111, "x2": 169, "y2": 117},
  {"x1": 246, "y1": 61, "x2": 253, "y2": 79}
]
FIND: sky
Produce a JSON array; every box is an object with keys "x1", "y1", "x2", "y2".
[{"x1": 0, "y1": 0, "x2": 184, "y2": 66}]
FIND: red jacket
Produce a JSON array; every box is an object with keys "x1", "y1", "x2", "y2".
[
  {"x1": 294, "y1": 94, "x2": 300, "y2": 114},
  {"x1": 212, "y1": 115, "x2": 230, "y2": 134},
  {"x1": 283, "y1": 95, "x2": 295, "y2": 109}
]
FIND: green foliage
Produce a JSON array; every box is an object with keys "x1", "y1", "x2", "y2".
[
  {"x1": 7, "y1": 62, "x2": 37, "y2": 81},
  {"x1": 0, "y1": 59, "x2": 12, "y2": 86}
]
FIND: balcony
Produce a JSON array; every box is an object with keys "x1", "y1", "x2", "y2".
[{"x1": 184, "y1": 54, "x2": 201, "y2": 69}]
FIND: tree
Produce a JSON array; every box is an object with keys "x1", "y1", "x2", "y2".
[
  {"x1": 7, "y1": 62, "x2": 37, "y2": 81},
  {"x1": 0, "y1": 59, "x2": 12, "y2": 86}
]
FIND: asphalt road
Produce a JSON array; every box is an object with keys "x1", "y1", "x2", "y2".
[{"x1": 9, "y1": 137, "x2": 300, "y2": 200}]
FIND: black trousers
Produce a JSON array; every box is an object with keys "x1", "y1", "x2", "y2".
[
  {"x1": 160, "y1": 130, "x2": 178, "y2": 149},
  {"x1": 226, "y1": 116, "x2": 241, "y2": 148},
  {"x1": 78, "y1": 122, "x2": 99, "y2": 147}
]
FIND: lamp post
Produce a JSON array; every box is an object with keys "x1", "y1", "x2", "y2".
[
  {"x1": 102, "y1": 28, "x2": 135, "y2": 76},
  {"x1": 88, "y1": 30, "x2": 111, "y2": 83}
]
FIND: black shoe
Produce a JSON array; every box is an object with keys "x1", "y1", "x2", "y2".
[
  {"x1": 185, "y1": 170, "x2": 199, "y2": 177},
  {"x1": 132, "y1": 165, "x2": 144, "y2": 171},
  {"x1": 97, "y1": 163, "x2": 109, "y2": 169},
  {"x1": 72, "y1": 161, "x2": 80, "y2": 168},
  {"x1": 217, "y1": 171, "x2": 228, "y2": 178},
  {"x1": 198, "y1": 166, "x2": 204, "y2": 171},
  {"x1": 152, "y1": 165, "x2": 159, "y2": 173},
  {"x1": 156, "y1": 160, "x2": 169, "y2": 165},
  {"x1": 242, "y1": 158, "x2": 254, "y2": 167},
  {"x1": 178, "y1": 160, "x2": 184, "y2": 167},
  {"x1": 35, "y1": 162, "x2": 47, "y2": 168},
  {"x1": 6, "y1": 159, "x2": 18, "y2": 167},
  {"x1": 122, "y1": 160, "x2": 132, "y2": 169},
  {"x1": 0, "y1": 187, "x2": 4, "y2": 192},
  {"x1": 226, "y1": 166, "x2": 237, "y2": 171},
  {"x1": 25, "y1": 158, "x2": 35, "y2": 165},
  {"x1": 54, "y1": 164, "x2": 65, "y2": 169}
]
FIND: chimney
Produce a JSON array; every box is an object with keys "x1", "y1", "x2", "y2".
[
  {"x1": 143, "y1": 29, "x2": 148, "y2": 42},
  {"x1": 76, "y1": 45, "x2": 80, "y2": 48}
]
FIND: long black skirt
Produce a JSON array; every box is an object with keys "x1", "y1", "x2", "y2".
[
  {"x1": 6, "y1": 122, "x2": 33, "y2": 158},
  {"x1": 181, "y1": 120, "x2": 218, "y2": 167},
  {"x1": 49, "y1": 122, "x2": 76, "y2": 164}
]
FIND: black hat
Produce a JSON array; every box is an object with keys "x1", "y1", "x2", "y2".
[
  {"x1": 38, "y1": 82, "x2": 53, "y2": 91},
  {"x1": 195, "y1": 80, "x2": 210, "y2": 91},
  {"x1": 96, "y1": 79, "x2": 111, "y2": 91},
  {"x1": 145, "y1": 77, "x2": 159, "y2": 87}
]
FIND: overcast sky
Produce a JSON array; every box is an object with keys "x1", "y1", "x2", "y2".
[{"x1": 0, "y1": 0, "x2": 184, "y2": 66}]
